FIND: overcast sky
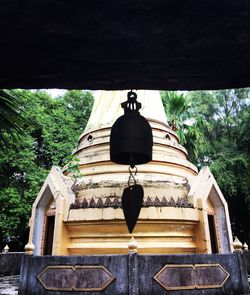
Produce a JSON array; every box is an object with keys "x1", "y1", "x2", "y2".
[{"x1": 45, "y1": 89, "x2": 66, "y2": 98}]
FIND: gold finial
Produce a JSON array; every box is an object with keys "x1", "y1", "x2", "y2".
[
  {"x1": 24, "y1": 242, "x2": 35, "y2": 255},
  {"x1": 243, "y1": 242, "x2": 248, "y2": 251},
  {"x1": 3, "y1": 244, "x2": 9, "y2": 253},
  {"x1": 233, "y1": 236, "x2": 243, "y2": 252},
  {"x1": 128, "y1": 236, "x2": 138, "y2": 253}
]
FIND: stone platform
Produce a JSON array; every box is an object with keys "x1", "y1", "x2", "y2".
[{"x1": 18, "y1": 253, "x2": 250, "y2": 295}]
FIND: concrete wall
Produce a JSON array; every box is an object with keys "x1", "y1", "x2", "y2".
[
  {"x1": 18, "y1": 253, "x2": 250, "y2": 295},
  {"x1": 0, "y1": 253, "x2": 25, "y2": 276}
]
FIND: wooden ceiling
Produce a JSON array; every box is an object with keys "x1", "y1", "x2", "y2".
[{"x1": 0, "y1": 0, "x2": 250, "y2": 90}]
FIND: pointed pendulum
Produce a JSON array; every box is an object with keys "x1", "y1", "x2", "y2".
[{"x1": 122, "y1": 166, "x2": 144, "y2": 233}]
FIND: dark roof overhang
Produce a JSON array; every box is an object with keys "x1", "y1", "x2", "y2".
[{"x1": 1, "y1": 0, "x2": 250, "y2": 90}]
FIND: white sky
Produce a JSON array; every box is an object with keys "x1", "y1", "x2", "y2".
[{"x1": 45, "y1": 89, "x2": 66, "y2": 98}]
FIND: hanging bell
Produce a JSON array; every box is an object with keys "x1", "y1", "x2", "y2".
[{"x1": 110, "y1": 91, "x2": 153, "y2": 166}]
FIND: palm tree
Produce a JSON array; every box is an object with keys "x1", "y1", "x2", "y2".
[
  {"x1": 161, "y1": 91, "x2": 207, "y2": 162},
  {"x1": 161, "y1": 91, "x2": 190, "y2": 130},
  {"x1": 0, "y1": 90, "x2": 24, "y2": 149}
]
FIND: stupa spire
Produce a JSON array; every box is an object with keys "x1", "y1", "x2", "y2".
[{"x1": 85, "y1": 90, "x2": 168, "y2": 131}]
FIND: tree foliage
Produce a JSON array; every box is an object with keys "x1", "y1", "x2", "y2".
[{"x1": 0, "y1": 90, "x2": 93, "y2": 250}]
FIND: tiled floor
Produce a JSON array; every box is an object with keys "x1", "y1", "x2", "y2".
[{"x1": 0, "y1": 276, "x2": 19, "y2": 295}]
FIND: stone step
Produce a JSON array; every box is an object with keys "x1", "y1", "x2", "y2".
[{"x1": 0, "y1": 275, "x2": 19, "y2": 295}]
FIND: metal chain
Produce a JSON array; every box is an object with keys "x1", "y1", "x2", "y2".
[{"x1": 128, "y1": 165, "x2": 137, "y2": 187}]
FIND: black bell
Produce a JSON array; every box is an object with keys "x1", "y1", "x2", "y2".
[{"x1": 110, "y1": 91, "x2": 153, "y2": 166}]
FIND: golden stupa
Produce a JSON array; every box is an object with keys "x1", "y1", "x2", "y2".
[{"x1": 25, "y1": 90, "x2": 233, "y2": 256}]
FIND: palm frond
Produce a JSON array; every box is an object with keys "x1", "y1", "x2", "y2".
[{"x1": 0, "y1": 90, "x2": 25, "y2": 149}]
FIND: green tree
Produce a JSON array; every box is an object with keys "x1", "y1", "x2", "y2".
[{"x1": 0, "y1": 90, "x2": 93, "y2": 250}]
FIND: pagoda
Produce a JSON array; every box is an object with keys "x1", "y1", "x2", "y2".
[{"x1": 25, "y1": 90, "x2": 233, "y2": 256}]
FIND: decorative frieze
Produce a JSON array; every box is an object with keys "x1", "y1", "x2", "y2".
[{"x1": 70, "y1": 196, "x2": 193, "y2": 209}]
